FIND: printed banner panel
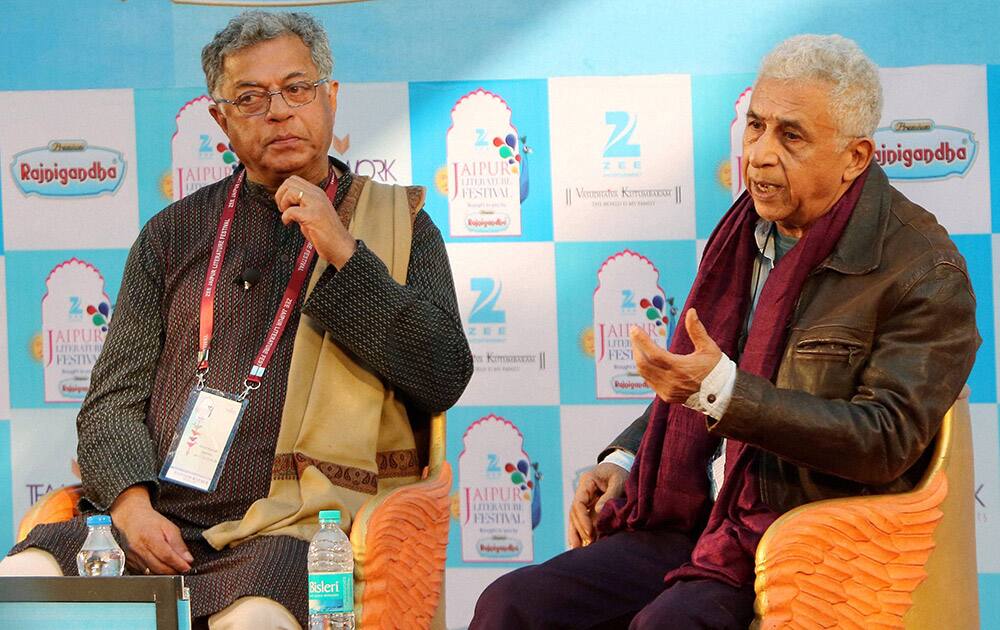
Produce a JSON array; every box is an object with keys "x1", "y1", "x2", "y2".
[
  {"x1": 954, "y1": 235, "x2": 996, "y2": 404},
  {"x1": 972, "y1": 404, "x2": 1000, "y2": 573},
  {"x1": 0, "y1": 420, "x2": 10, "y2": 551},
  {"x1": 877, "y1": 65, "x2": 991, "y2": 234},
  {"x1": 555, "y1": 240, "x2": 697, "y2": 405},
  {"x1": 330, "y1": 82, "x2": 414, "y2": 186},
  {"x1": 0, "y1": 89, "x2": 139, "y2": 251},
  {"x1": 0, "y1": 258, "x2": 10, "y2": 419},
  {"x1": 8, "y1": 408, "x2": 79, "y2": 541},
  {"x1": 558, "y1": 404, "x2": 647, "y2": 548},
  {"x1": 6, "y1": 250, "x2": 127, "y2": 409},
  {"x1": 446, "y1": 406, "x2": 563, "y2": 569},
  {"x1": 0, "y1": 61, "x2": 995, "y2": 630},
  {"x1": 134, "y1": 87, "x2": 210, "y2": 227},
  {"x1": 991, "y1": 234, "x2": 1000, "y2": 405},
  {"x1": 988, "y1": 65, "x2": 1000, "y2": 235},
  {"x1": 549, "y1": 75, "x2": 696, "y2": 241},
  {"x1": 444, "y1": 567, "x2": 509, "y2": 630},
  {"x1": 447, "y1": 242, "x2": 559, "y2": 406},
  {"x1": 410, "y1": 80, "x2": 553, "y2": 242},
  {"x1": 691, "y1": 73, "x2": 756, "y2": 238}
]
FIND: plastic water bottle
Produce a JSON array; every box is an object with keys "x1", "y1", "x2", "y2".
[
  {"x1": 76, "y1": 514, "x2": 125, "y2": 576},
  {"x1": 308, "y1": 510, "x2": 355, "y2": 630}
]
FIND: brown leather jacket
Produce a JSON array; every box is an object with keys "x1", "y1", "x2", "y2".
[{"x1": 605, "y1": 164, "x2": 980, "y2": 514}]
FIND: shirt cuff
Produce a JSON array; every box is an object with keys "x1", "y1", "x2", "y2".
[
  {"x1": 683, "y1": 353, "x2": 737, "y2": 419},
  {"x1": 602, "y1": 449, "x2": 636, "y2": 473}
]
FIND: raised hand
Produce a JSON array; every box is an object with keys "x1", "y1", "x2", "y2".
[
  {"x1": 275, "y1": 175, "x2": 356, "y2": 268},
  {"x1": 630, "y1": 308, "x2": 722, "y2": 403}
]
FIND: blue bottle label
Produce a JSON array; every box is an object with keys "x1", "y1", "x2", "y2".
[{"x1": 308, "y1": 571, "x2": 354, "y2": 614}]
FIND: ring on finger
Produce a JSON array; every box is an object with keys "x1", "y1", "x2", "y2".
[
  {"x1": 144, "y1": 567, "x2": 151, "y2": 575},
  {"x1": 296, "y1": 190, "x2": 304, "y2": 203}
]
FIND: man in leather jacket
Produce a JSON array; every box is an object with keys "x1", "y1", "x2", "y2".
[{"x1": 471, "y1": 34, "x2": 980, "y2": 630}]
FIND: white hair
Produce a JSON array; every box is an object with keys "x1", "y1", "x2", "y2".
[{"x1": 758, "y1": 34, "x2": 883, "y2": 139}]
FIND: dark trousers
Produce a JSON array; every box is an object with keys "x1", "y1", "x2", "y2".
[{"x1": 469, "y1": 529, "x2": 756, "y2": 630}]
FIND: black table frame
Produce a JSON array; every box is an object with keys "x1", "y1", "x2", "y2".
[{"x1": 0, "y1": 576, "x2": 188, "y2": 629}]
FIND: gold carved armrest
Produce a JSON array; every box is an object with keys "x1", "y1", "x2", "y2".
[
  {"x1": 753, "y1": 473, "x2": 946, "y2": 629},
  {"x1": 752, "y1": 389, "x2": 978, "y2": 630}
]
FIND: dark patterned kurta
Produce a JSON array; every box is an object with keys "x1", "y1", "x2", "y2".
[{"x1": 11, "y1": 160, "x2": 473, "y2": 625}]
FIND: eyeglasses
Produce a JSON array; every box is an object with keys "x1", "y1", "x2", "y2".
[{"x1": 215, "y1": 78, "x2": 330, "y2": 116}]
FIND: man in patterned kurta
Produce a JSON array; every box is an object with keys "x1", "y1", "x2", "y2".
[{"x1": 2, "y1": 11, "x2": 473, "y2": 629}]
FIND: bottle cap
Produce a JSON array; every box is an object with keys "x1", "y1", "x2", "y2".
[
  {"x1": 318, "y1": 510, "x2": 341, "y2": 523},
  {"x1": 86, "y1": 514, "x2": 112, "y2": 527}
]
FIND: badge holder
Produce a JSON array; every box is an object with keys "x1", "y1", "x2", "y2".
[{"x1": 158, "y1": 369, "x2": 256, "y2": 493}]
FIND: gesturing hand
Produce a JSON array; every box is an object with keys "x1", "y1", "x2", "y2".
[
  {"x1": 110, "y1": 486, "x2": 193, "y2": 575},
  {"x1": 568, "y1": 461, "x2": 628, "y2": 548},
  {"x1": 275, "y1": 175, "x2": 356, "y2": 269},
  {"x1": 630, "y1": 308, "x2": 722, "y2": 403}
]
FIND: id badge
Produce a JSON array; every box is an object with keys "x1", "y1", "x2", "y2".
[{"x1": 159, "y1": 387, "x2": 247, "y2": 492}]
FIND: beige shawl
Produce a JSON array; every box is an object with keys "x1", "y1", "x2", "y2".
[{"x1": 204, "y1": 179, "x2": 423, "y2": 549}]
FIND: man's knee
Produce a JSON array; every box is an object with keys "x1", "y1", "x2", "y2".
[
  {"x1": 472, "y1": 565, "x2": 546, "y2": 626},
  {"x1": 630, "y1": 579, "x2": 755, "y2": 630},
  {"x1": 208, "y1": 596, "x2": 300, "y2": 630},
  {"x1": 0, "y1": 548, "x2": 63, "y2": 576},
  {"x1": 629, "y1": 602, "x2": 673, "y2": 630},
  {"x1": 475, "y1": 567, "x2": 526, "y2": 612},
  {"x1": 630, "y1": 596, "x2": 706, "y2": 630}
]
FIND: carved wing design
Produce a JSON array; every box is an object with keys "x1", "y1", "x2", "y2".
[
  {"x1": 753, "y1": 471, "x2": 947, "y2": 630},
  {"x1": 353, "y1": 462, "x2": 452, "y2": 630}
]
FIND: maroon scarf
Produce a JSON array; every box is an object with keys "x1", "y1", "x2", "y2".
[{"x1": 597, "y1": 167, "x2": 870, "y2": 587}]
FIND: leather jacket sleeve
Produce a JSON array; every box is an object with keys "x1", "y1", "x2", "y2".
[
  {"x1": 598, "y1": 402, "x2": 653, "y2": 463},
  {"x1": 710, "y1": 260, "x2": 979, "y2": 486}
]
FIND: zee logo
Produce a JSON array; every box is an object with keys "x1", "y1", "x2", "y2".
[
  {"x1": 467, "y1": 277, "x2": 506, "y2": 341},
  {"x1": 620, "y1": 289, "x2": 636, "y2": 314},
  {"x1": 603, "y1": 111, "x2": 641, "y2": 174},
  {"x1": 470, "y1": 277, "x2": 505, "y2": 324},
  {"x1": 485, "y1": 453, "x2": 502, "y2": 478}
]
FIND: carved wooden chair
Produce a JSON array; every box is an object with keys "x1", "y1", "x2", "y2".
[
  {"x1": 350, "y1": 412, "x2": 451, "y2": 629},
  {"x1": 17, "y1": 413, "x2": 452, "y2": 630},
  {"x1": 752, "y1": 387, "x2": 978, "y2": 629}
]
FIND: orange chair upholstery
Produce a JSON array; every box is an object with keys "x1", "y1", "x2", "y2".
[
  {"x1": 752, "y1": 387, "x2": 978, "y2": 629},
  {"x1": 17, "y1": 413, "x2": 452, "y2": 630},
  {"x1": 16, "y1": 485, "x2": 83, "y2": 544}
]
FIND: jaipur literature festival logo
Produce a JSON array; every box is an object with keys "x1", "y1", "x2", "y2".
[
  {"x1": 593, "y1": 250, "x2": 677, "y2": 399},
  {"x1": 41, "y1": 259, "x2": 112, "y2": 403},
  {"x1": 873, "y1": 119, "x2": 978, "y2": 181},
  {"x1": 10, "y1": 140, "x2": 126, "y2": 198},
  {"x1": 171, "y1": 96, "x2": 238, "y2": 201},
  {"x1": 458, "y1": 414, "x2": 536, "y2": 563},
  {"x1": 446, "y1": 89, "x2": 525, "y2": 237}
]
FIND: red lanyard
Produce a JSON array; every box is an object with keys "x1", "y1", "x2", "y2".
[{"x1": 196, "y1": 167, "x2": 337, "y2": 395}]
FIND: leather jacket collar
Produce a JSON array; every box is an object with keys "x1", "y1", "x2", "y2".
[{"x1": 820, "y1": 162, "x2": 892, "y2": 276}]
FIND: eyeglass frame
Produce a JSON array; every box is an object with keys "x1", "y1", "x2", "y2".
[{"x1": 213, "y1": 78, "x2": 331, "y2": 116}]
